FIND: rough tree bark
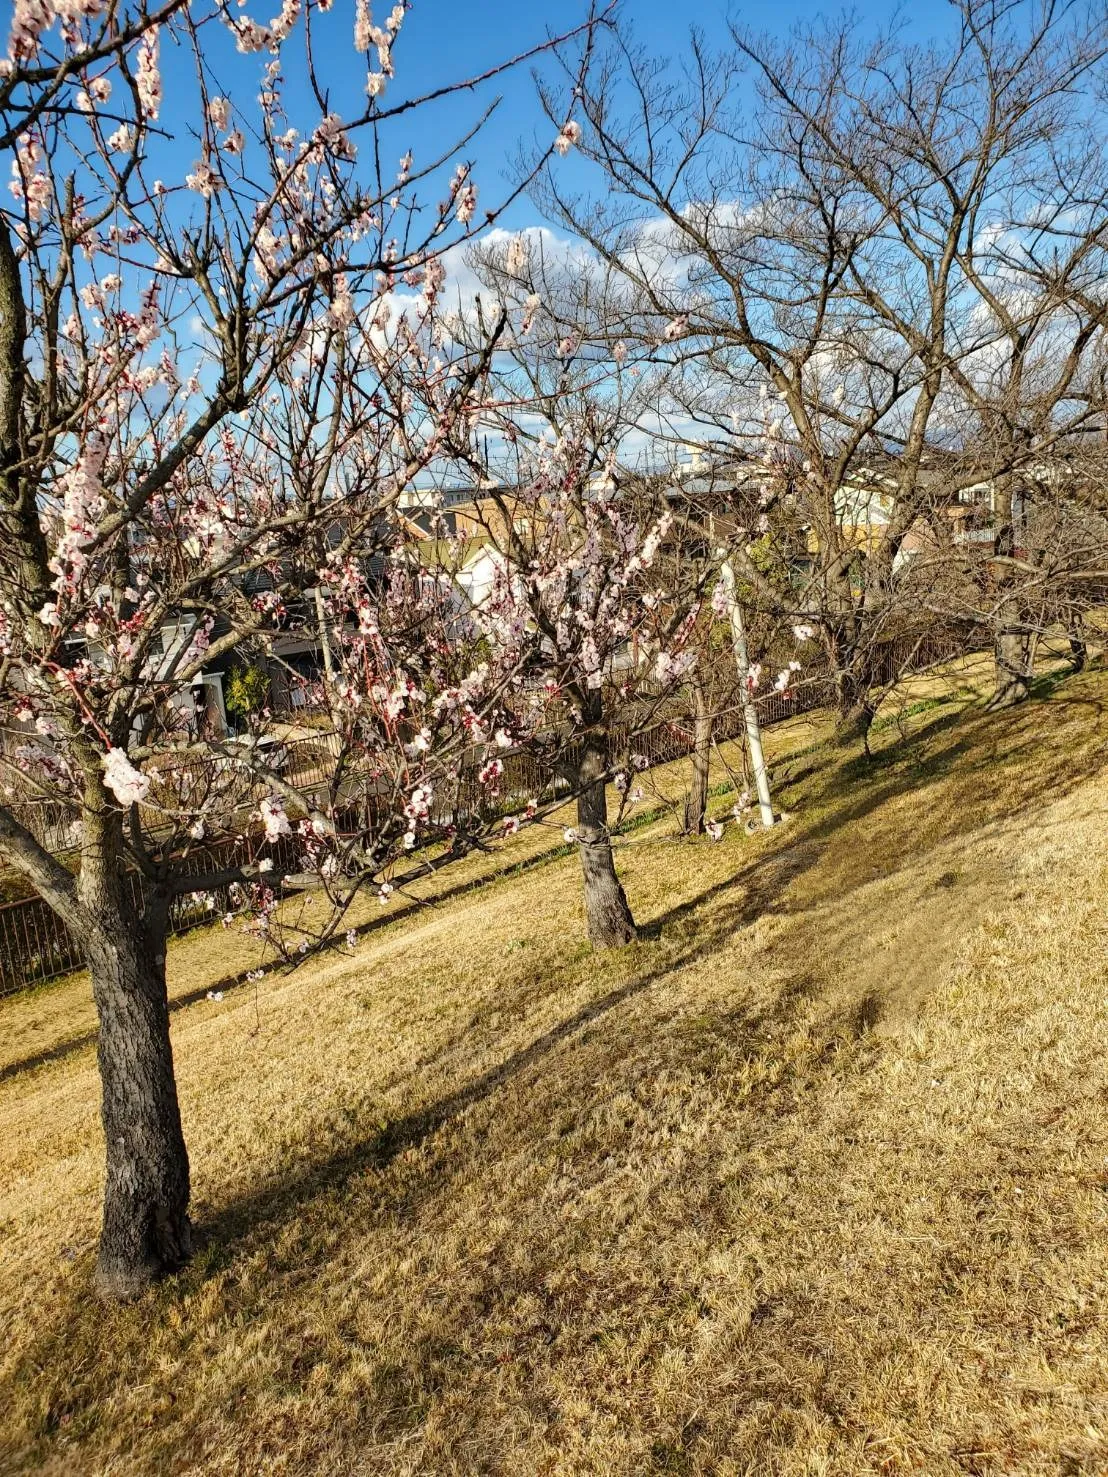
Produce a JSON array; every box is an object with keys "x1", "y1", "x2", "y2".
[
  {"x1": 1068, "y1": 616, "x2": 1087, "y2": 673},
  {"x1": 574, "y1": 711, "x2": 637, "y2": 948},
  {"x1": 989, "y1": 620, "x2": 1032, "y2": 709},
  {"x1": 833, "y1": 663, "x2": 878, "y2": 747},
  {"x1": 682, "y1": 676, "x2": 712, "y2": 835},
  {"x1": 81, "y1": 824, "x2": 191, "y2": 1301},
  {"x1": 0, "y1": 801, "x2": 191, "y2": 1300},
  {"x1": 87, "y1": 927, "x2": 191, "y2": 1300},
  {"x1": 987, "y1": 493, "x2": 1032, "y2": 710}
]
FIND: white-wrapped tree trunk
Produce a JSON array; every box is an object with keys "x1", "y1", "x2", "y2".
[{"x1": 720, "y1": 560, "x2": 775, "y2": 830}]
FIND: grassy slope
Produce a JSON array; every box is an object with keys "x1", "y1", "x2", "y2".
[{"x1": 1, "y1": 658, "x2": 1107, "y2": 1476}]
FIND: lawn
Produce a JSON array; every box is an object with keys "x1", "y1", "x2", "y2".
[{"x1": 1, "y1": 657, "x2": 1107, "y2": 1475}]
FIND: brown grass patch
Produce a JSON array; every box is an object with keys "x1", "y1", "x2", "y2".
[{"x1": 2, "y1": 659, "x2": 1107, "y2": 1475}]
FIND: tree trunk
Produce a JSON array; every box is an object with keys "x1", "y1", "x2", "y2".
[
  {"x1": 832, "y1": 663, "x2": 876, "y2": 747},
  {"x1": 575, "y1": 732, "x2": 637, "y2": 948},
  {"x1": 987, "y1": 498, "x2": 1032, "y2": 710},
  {"x1": 834, "y1": 697, "x2": 877, "y2": 748},
  {"x1": 720, "y1": 560, "x2": 775, "y2": 827},
  {"x1": 1069, "y1": 617, "x2": 1087, "y2": 673},
  {"x1": 85, "y1": 898, "x2": 191, "y2": 1301},
  {"x1": 989, "y1": 624, "x2": 1032, "y2": 709},
  {"x1": 314, "y1": 584, "x2": 336, "y2": 683},
  {"x1": 682, "y1": 678, "x2": 712, "y2": 835}
]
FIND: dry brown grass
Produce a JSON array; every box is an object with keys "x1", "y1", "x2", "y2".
[{"x1": 2, "y1": 657, "x2": 1108, "y2": 1475}]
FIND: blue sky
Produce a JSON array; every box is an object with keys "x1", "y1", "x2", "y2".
[
  {"x1": 366, "y1": 0, "x2": 953, "y2": 227},
  {"x1": 156, "y1": 0, "x2": 964, "y2": 237},
  {"x1": 57, "y1": 0, "x2": 970, "y2": 460}
]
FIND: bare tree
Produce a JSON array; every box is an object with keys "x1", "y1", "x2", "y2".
[{"x1": 528, "y1": 0, "x2": 1108, "y2": 737}]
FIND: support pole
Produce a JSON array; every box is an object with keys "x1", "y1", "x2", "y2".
[{"x1": 720, "y1": 559, "x2": 775, "y2": 829}]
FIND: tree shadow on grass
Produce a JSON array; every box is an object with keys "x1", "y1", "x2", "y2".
[
  {"x1": 5, "y1": 672, "x2": 1108, "y2": 1469},
  {"x1": 6, "y1": 673, "x2": 1103, "y2": 1089},
  {"x1": 0, "y1": 888, "x2": 806, "y2": 1409},
  {"x1": 193, "y1": 806, "x2": 900, "y2": 1283},
  {"x1": 0, "y1": 913, "x2": 859, "y2": 1471},
  {"x1": 196, "y1": 967, "x2": 664, "y2": 1253},
  {"x1": 0, "y1": 828, "x2": 580, "y2": 1086},
  {"x1": 770, "y1": 686, "x2": 1107, "y2": 896},
  {"x1": 636, "y1": 681, "x2": 1105, "y2": 964}
]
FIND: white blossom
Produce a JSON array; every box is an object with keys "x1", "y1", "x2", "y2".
[
  {"x1": 102, "y1": 748, "x2": 150, "y2": 806},
  {"x1": 260, "y1": 795, "x2": 291, "y2": 841},
  {"x1": 554, "y1": 120, "x2": 582, "y2": 156}
]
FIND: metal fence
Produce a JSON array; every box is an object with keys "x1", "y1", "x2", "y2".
[
  {"x1": 0, "y1": 730, "x2": 344, "y2": 866},
  {"x1": 0, "y1": 832, "x2": 304, "y2": 995}
]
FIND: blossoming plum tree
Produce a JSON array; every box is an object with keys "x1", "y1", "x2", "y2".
[
  {"x1": 0, "y1": 0, "x2": 605, "y2": 1298},
  {"x1": 442, "y1": 242, "x2": 713, "y2": 943},
  {"x1": 530, "y1": 1, "x2": 1108, "y2": 737}
]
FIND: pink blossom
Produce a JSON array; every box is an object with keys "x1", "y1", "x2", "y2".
[
  {"x1": 328, "y1": 274, "x2": 355, "y2": 328},
  {"x1": 354, "y1": 0, "x2": 371, "y2": 51},
  {"x1": 520, "y1": 292, "x2": 542, "y2": 334},
  {"x1": 269, "y1": 0, "x2": 300, "y2": 43},
  {"x1": 185, "y1": 161, "x2": 222, "y2": 199},
  {"x1": 455, "y1": 181, "x2": 478, "y2": 225},
  {"x1": 7, "y1": 0, "x2": 64, "y2": 64},
  {"x1": 9, "y1": 161, "x2": 50, "y2": 222},
  {"x1": 506, "y1": 235, "x2": 527, "y2": 274},
  {"x1": 313, "y1": 113, "x2": 356, "y2": 161},
  {"x1": 207, "y1": 96, "x2": 231, "y2": 131},
  {"x1": 230, "y1": 16, "x2": 271, "y2": 52}
]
